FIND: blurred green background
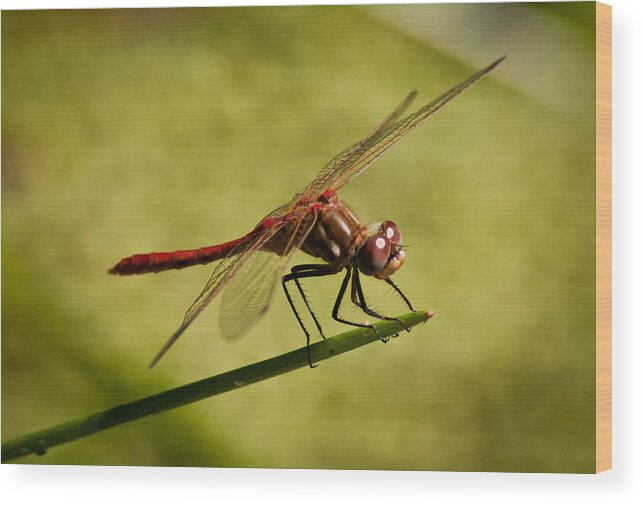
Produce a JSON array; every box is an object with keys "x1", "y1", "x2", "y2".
[{"x1": 2, "y1": 3, "x2": 596, "y2": 471}]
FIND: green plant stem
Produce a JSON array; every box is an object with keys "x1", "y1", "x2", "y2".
[{"x1": 2, "y1": 310, "x2": 433, "y2": 462}]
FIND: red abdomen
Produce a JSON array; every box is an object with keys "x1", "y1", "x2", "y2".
[{"x1": 109, "y1": 237, "x2": 247, "y2": 275}]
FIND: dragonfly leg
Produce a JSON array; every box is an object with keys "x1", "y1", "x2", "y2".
[
  {"x1": 331, "y1": 267, "x2": 385, "y2": 341},
  {"x1": 349, "y1": 272, "x2": 394, "y2": 340},
  {"x1": 351, "y1": 269, "x2": 411, "y2": 338},
  {"x1": 384, "y1": 276, "x2": 415, "y2": 312},
  {"x1": 282, "y1": 263, "x2": 341, "y2": 368},
  {"x1": 288, "y1": 264, "x2": 332, "y2": 339}
]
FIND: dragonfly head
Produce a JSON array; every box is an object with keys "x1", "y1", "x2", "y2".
[{"x1": 356, "y1": 220, "x2": 406, "y2": 279}]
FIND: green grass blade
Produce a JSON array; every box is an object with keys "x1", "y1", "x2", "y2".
[{"x1": 2, "y1": 310, "x2": 433, "y2": 462}]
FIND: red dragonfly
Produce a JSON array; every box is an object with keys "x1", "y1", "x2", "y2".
[{"x1": 109, "y1": 57, "x2": 504, "y2": 368}]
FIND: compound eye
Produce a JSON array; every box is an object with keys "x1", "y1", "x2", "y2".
[
  {"x1": 380, "y1": 220, "x2": 402, "y2": 245},
  {"x1": 357, "y1": 234, "x2": 391, "y2": 276}
]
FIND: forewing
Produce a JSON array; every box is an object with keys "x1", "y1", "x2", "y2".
[
  {"x1": 366, "y1": 90, "x2": 417, "y2": 138},
  {"x1": 286, "y1": 91, "x2": 417, "y2": 205},
  {"x1": 219, "y1": 209, "x2": 318, "y2": 340},
  {"x1": 148, "y1": 224, "x2": 280, "y2": 367},
  {"x1": 303, "y1": 57, "x2": 505, "y2": 196},
  {"x1": 218, "y1": 251, "x2": 286, "y2": 340}
]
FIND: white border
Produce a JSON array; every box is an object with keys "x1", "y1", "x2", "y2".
[
  {"x1": 0, "y1": 0, "x2": 619, "y2": 8},
  {"x1": 2, "y1": 0, "x2": 642, "y2": 503}
]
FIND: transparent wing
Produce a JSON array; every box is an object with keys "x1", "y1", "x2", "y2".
[
  {"x1": 219, "y1": 251, "x2": 287, "y2": 340},
  {"x1": 148, "y1": 208, "x2": 317, "y2": 367},
  {"x1": 300, "y1": 57, "x2": 505, "y2": 196},
  {"x1": 219, "y1": 210, "x2": 318, "y2": 340},
  {"x1": 148, "y1": 225, "x2": 278, "y2": 367},
  {"x1": 282, "y1": 90, "x2": 417, "y2": 208},
  {"x1": 365, "y1": 89, "x2": 418, "y2": 138}
]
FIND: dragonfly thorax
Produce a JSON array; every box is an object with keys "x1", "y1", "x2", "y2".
[
  {"x1": 299, "y1": 198, "x2": 366, "y2": 265},
  {"x1": 300, "y1": 197, "x2": 406, "y2": 279}
]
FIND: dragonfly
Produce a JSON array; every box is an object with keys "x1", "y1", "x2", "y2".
[{"x1": 109, "y1": 56, "x2": 505, "y2": 368}]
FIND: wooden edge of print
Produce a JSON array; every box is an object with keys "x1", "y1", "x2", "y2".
[{"x1": 595, "y1": 1, "x2": 612, "y2": 474}]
